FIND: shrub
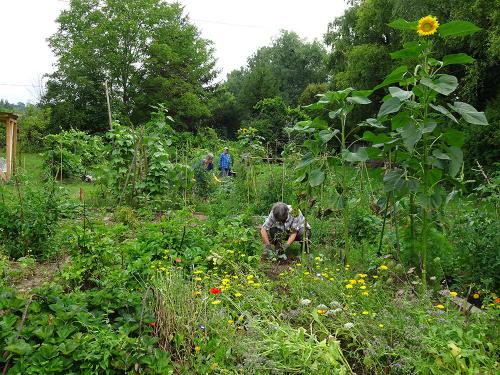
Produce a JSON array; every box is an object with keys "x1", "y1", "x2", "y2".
[
  {"x1": 0, "y1": 180, "x2": 66, "y2": 259},
  {"x1": 447, "y1": 208, "x2": 500, "y2": 290}
]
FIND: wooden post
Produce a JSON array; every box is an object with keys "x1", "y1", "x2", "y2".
[
  {"x1": 105, "y1": 80, "x2": 113, "y2": 130},
  {"x1": 5, "y1": 120, "x2": 13, "y2": 180},
  {"x1": 12, "y1": 122, "x2": 17, "y2": 175}
]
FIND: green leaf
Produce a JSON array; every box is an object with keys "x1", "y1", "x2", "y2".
[
  {"x1": 309, "y1": 168, "x2": 325, "y2": 187},
  {"x1": 388, "y1": 19, "x2": 418, "y2": 31},
  {"x1": 391, "y1": 111, "x2": 412, "y2": 130},
  {"x1": 383, "y1": 170, "x2": 405, "y2": 193},
  {"x1": 378, "y1": 97, "x2": 401, "y2": 118},
  {"x1": 341, "y1": 148, "x2": 369, "y2": 162},
  {"x1": 295, "y1": 173, "x2": 307, "y2": 183},
  {"x1": 362, "y1": 118, "x2": 386, "y2": 129},
  {"x1": 420, "y1": 75, "x2": 458, "y2": 95},
  {"x1": 389, "y1": 87, "x2": 412, "y2": 101},
  {"x1": 439, "y1": 21, "x2": 481, "y2": 37},
  {"x1": 449, "y1": 101, "x2": 488, "y2": 125},
  {"x1": 422, "y1": 119, "x2": 437, "y2": 133},
  {"x1": 319, "y1": 129, "x2": 338, "y2": 143},
  {"x1": 443, "y1": 53, "x2": 475, "y2": 66},
  {"x1": 5, "y1": 340, "x2": 34, "y2": 355},
  {"x1": 374, "y1": 65, "x2": 408, "y2": 90},
  {"x1": 296, "y1": 153, "x2": 315, "y2": 169},
  {"x1": 398, "y1": 123, "x2": 422, "y2": 152},
  {"x1": 443, "y1": 129, "x2": 464, "y2": 147},
  {"x1": 390, "y1": 47, "x2": 418, "y2": 59},
  {"x1": 447, "y1": 146, "x2": 463, "y2": 177},
  {"x1": 432, "y1": 149, "x2": 450, "y2": 160},
  {"x1": 429, "y1": 104, "x2": 458, "y2": 123},
  {"x1": 328, "y1": 109, "x2": 342, "y2": 119},
  {"x1": 362, "y1": 131, "x2": 392, "y2": 146},
  {"x1": 347, "y1": 95, "x2": 371, "y2": 104}
]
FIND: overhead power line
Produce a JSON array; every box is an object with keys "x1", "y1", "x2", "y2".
[{"x1": 0, "y1": 83, "x2": 42, "y2": 87}]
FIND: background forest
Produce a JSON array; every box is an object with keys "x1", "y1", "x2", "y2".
[{"x1": 1, "y1": 0, "x2": 498, "y2": 177}]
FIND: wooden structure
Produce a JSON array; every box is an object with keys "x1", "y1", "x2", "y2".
[{"x1": 0, "y1": 112, "x2": 18, "y2": 181}]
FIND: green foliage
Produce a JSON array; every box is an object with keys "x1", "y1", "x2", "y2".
[
  {"x1": 462, "y1": 93, "x2": 500, "y2": 180},
  {"x1": 0, "y1": 180, "x2": 66, "y2": 260},
  {"x1": 43, "y1": 129, "x2": 104, "y2": 179},
  {"x1": 225, "y1": 30, "x2": 328, "y2": 122},
  {"x1": 447, "y1": 208, "x2": 500, "y2": 290},
  {"x1": 17, "y1": 105, "x2": 51, "y2": 152},
  {"x1": 43, "y1": 0, "x2": 216, "y2": 132},
  {"x1": 0, "y1": 284, "x2": 172, "y2": 374}
]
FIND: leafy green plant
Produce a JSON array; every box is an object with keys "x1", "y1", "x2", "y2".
[
  {"x1": 0, "y1": 179, "x2": 66, "y2": 259},
  {"x1": 43, "y1": 129, "x2": 104, "y2": 180},
  {"x1": 289, "y1": 88, "x2": 372, "y2": 263},
  {"x1": 360, "y1": 17, "x2": 487, "y2": 287}
]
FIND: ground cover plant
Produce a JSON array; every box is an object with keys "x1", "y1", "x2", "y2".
[{"x1": 1, "y1": 5, "x2": 499, "y2": 375}]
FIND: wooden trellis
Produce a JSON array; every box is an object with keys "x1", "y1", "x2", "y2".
[{"x1": 0, "y1": 111, "x2": 18, "y2": 181}]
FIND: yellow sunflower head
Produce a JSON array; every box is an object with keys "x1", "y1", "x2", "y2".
[{"x1": 417, "y1": 16, "x2": 439, "y2": 37}]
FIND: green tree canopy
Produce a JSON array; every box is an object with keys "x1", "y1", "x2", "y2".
[{"x1": 42, "y1": 0, "x2": 217, "y2": 133}]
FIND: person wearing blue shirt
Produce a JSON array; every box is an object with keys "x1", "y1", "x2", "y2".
[{"x1": 218, "y1": 147, "x2": 232, "y2": 177}]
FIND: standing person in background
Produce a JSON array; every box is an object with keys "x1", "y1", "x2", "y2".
[{"x1": 218, "y1": 147, "x2": 232, "y2": 177}]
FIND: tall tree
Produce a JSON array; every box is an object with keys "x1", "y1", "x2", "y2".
[
  {"x1": 43, "y1": 0, "x2": 216, "y2": 133},
  {"x1": 222, "y1": 31, "x2": 328, "y2": 121}
]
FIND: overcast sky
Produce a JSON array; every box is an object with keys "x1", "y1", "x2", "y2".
[{"x1": 0, "y1": 0, "x2": 347, "y2": 104}]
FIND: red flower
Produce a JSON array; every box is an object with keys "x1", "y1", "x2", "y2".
[
  {"x1": 175, "y1": 257, "x2": 182, "y2": 263},
  {"x1": 210, "y1": 287, "x2": 221, "y2": 294},
  {"x1": 495, "y1": 297, "x2": 500, "y2": 304},
  {"x1": 149, "y1": 322, "x2": 156, "y2": 327}
]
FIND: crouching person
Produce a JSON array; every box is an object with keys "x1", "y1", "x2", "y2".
[{"x1": 260, "y1": 202, "x2": 311, "y2": 261}]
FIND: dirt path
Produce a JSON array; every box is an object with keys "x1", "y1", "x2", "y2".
[{"x1": 5, "y1": 256, "x2": 69, "y2": 294}]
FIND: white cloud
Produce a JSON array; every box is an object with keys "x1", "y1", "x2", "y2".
[{"x1": 0, "y1": 0, "x2": 346, "y2": 103}]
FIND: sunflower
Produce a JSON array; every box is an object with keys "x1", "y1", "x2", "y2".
[{"x1": 417, "y1": 16, "x2": 439, "y2": 36}]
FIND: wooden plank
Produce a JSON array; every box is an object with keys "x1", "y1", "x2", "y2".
[
  {"x1": 12, "y1": 122, "x2": 17, "y2": 175},
  {"x1": 5, "y1": 120, "x2": 13, "y2": 179}
]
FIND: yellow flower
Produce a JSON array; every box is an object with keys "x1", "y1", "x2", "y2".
[
  {"x1": 362, "y1": 291, "x2": 369, "y2": 296},
  {"x1": 417, "y1": 15, "x2": 439, "y2": 37},
  {"x1": 193, "y1": 270, "x2": 204, "y2": 274},
  {"x1": 234, "y1": 292, "x2": 242, "y2": 297},
  {"x1": 195, "y1": 345, "x2": 201, "y2": 352},
  {"x1": 304, "y1": 271, "x2": 310, "y2": 276},
  {"x1": 238, "y1": 315, "x2": 244, "y2": 321},
  {"x1": 372, "y1": 275, "x2": 379, "y2": 279},
  {"x1": 296, "y1": 263, "x2": 302, "y2": 267},
  {"x1": 253, "y1": 283, "x2": 261, "y2": 287},
  {"x1": 246, "y1": 275, "x2": 254, "y2": 280},
  {"x1": 227, "y1": 319, "x2": 234, "y2": 325},
  {"x1": 449, "y1": 291, "x2": 458, "y2": 297},
  {"x1": 436, "y1": 304, "x2": 445, "y2": 309},
  {"x1": 349, "y1": 279, "x2": 357, "y2": 285},
  {"x1": 358, "y1": 279, "x2": 365, "y2": 285},
  {"x1": 346, "y1": 284, "x2": 353, "y2": 289},
  {"x1": 192, "y1": 290, "x2": 201, "y2": 296},
  {"x1": 362, "y1": 311, "x2": 369, "y2": 315},
  {"x1": 358, "y1": 273, "x2": 368, "y2": 278},
  {"x1": 222, "y1": 278, "x2": 230, "y2": 285},
  {"x1": 211, "y1": 300, "x2": 222, "y2": 305},
  {"x1": 473, "y1": 293, "x2": 480, "y2": 299},
  {"x1": 247, "y1": 279, "x2": 254, "y2": 284},
  {"x1": 378, "y1": 324, "x2": 384, "y2": 328},
  {"x1": 359, "y1": 285, "x2": 367, "y2": 290},
  {"x1": 379, "y1": 265, "x2": 388, "y2": 271},
  {"x1": 194, "y1": 277, "x2": 202, "y2": 281},
  {"x1": 315, "y1": 256, "x2": 321, "y2": 261},
  {"x1": 232, "y1": 275, "x2": 238, "y2": 279},
  {"x1": 317, "y1": 309, "x2": 327, "y2": 315}
]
